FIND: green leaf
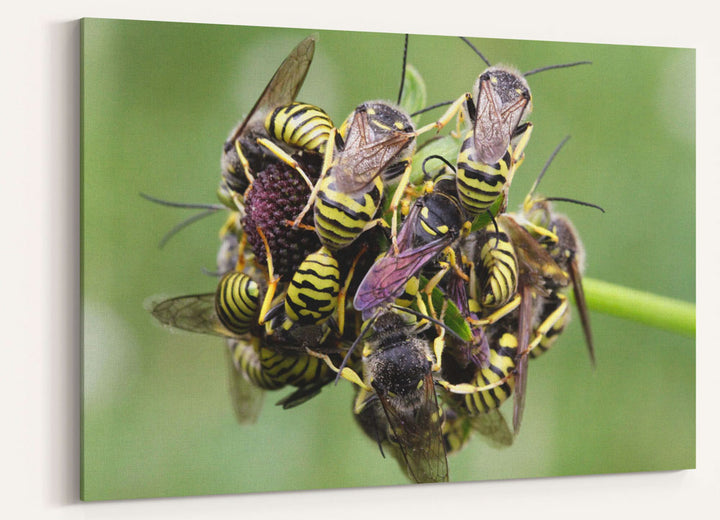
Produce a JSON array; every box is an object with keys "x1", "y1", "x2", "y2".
[
  {"x1": 410, "y1": 133, "x2": 463, "y2": 186},
  {"x1": 420, "y1": 277, "x2": 473, "y2": 342},
  {"x1": 468, "y1": 197, "x2": 505, "y2": 232}
]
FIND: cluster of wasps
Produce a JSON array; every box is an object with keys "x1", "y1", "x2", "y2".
[{"x1": 147, "y1": 33, "x2": 600, "y2": 484}]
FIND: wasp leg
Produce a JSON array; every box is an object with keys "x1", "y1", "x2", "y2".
[
  {"x1": 256, "y1": 137, "x2": 315, "y2": 191},
  {"x1": 337, "y1": 245, "x2": 368, "y2": 335},
  {"x1": 352, "y1": 384, "x2": 374, "y2": 415},
  {"x1": 510, "y1": 122, "x2": 533, "y2": 165},
  {"x1": 233, "y1": 232, "x2": 248, "y2": 273},
  {"x1": 409, "y1": 290, "x2": 433, "y2": 332},
  {"x1": 388, "y1": 159, "x2": 414, "y2": 250},
  {"x1": 470, "y1": 293, "x2": 523, "y2": 327},
  {"x1": 360, "y1": 216, "x2": 391, "y2": 237},
  {"x1": 436, "y1": 371, "x2": 515, "y2": 395},
  {"x1": 496, "y1": 122, "x2": 534, "y2": 213},
  {"x1": 421, "y1": 261, "x2": 451, "y2": 319},
  {"x1": 431, "y1": 322, "x2": 447, "y2": 373},
  {"x1": 305, "y1": 348, "x2": 370, "y2": 391},
  {"x1": 218, "y1": 211, "x2": 239, "y2": 237},
  {"x1": 283, "y1": 219, "x2": 316, "y2": 232},
  {"x1": 255, "y1": 226, "x2": 281, "y2": 325},
  {"x1": 417, "y1": 247, "x2": 469, "y2": 334},
  {"x1": 290, "y1": 127, "x2": 338, "y2": 228},
  {"x1": 415, "y1": 93, "x2": 471, "y2": 137},
  {"x1": 233, "y1": 139, "x2": 255, "y2": 187},
  {"x1": 526, "y1": 293, "x2": 569, "y2": 356},
  {"x1": 524, "y1": 221, "x2": 559, "y2": 243}
]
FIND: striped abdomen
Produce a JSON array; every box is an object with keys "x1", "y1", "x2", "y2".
[
  {"x1": 229, "y1": 339, "x2": 283, "y2": 390},
  {"x1": 459, "y1": 332, "x2": 517, "y2": 414},
  {"x1": 215, "y1": 272, "x2": 260, "y2": 335},
  {"x1": 229, "y1": 339, "x2": 332, "y2": 390},
  {"x1": 265, "y1": 102, "x2": 333, "y2": 154},
  {"x1": 258, "y1": 346, "x2": 334, "y2": 387},
  {"x1": 313, "y1": 175, "x2": 384, "y2": 251},
  {"x1": 456, "y1": 131, "x2": 512, "y2": 216},
  {"x1": 474, "y1": 223, "x2": 518, "y2": 309},
  {"x1": 284, "y1": 246, "x2": 340, "y2": 325},
  {"x1": 441, "y1": 408, "x2": 472, "y2": 455}
]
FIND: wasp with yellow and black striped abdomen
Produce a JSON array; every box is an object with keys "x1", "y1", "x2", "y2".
[
  {"x1": 288, "y1": 35, "x2": 422, "y2": 253},
  {"x1": 142, "y1": 35, "x2": 333, "y2": 281},
  {"x1": 289, "y1": 99, "x2": 417, "y2": 253},
  {"x1": 220, "y1": 34, "x2": 334, "y2": 202},
  {"x1": 417, "y1": 37, "x2": 590, "y2": 216},
  {"x1": 469, "y1": 221, "x2": 519, "y2": 312},
  {"x1": 441, "y1": 138, "x2": 602, "y2": 435},
  {"x1": 516, "y1": 137, "x2": 603, "y2": 366},
  {"x1": 148, "y1": 260, "x2": 350, "y2": 413}
]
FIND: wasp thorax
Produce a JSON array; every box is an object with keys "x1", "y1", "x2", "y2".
[
  {"x1": 476, "y1": 66, "x2": 531, "y2": 106},
  {"x1": 360, "y1": 101, "x2": 415, "y2": 134},
  {"x1": 369, "y1": 338, "x2": 431, "y2": 397},
  {"x1": 242, "y1": 158, "x2": 322, "y2": 281},
  {"x1": 413, "y1": 191, "x2": 464, "y2": 247}
]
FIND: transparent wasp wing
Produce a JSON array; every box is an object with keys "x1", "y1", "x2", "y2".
[
  {"x1": 226, "y1": 34, "x2": 317, "y2": 144},
  {"x1": 152, "y1": 297, "x2": 264, "y2": 423},
  {"x1": 568, "y1": 258, "x2": 596, "y2": 365},
  {"x1": 474, "y1": 75, "x2": 529, "y2": 165},
  {"x1": 333, "y1": 107, "x2": 415, "y2": 193},
  {"x1": 354, "y1": 237, "x2": 453, "y2": 319},
  {"x1": 512, "y1": 284, "x2": 534, "y2": 434},
  {"x1": 379, "y1": 373, "x2": 449, "y2": 483},
  {"x1": 468, "y1": 408, "x2": 514, "y2": 448},
  {"x1": 150, "y1": 293, "x2": 236, "y2": 339},
  {"x1": 225, "y1": 338, "x2": 265, "y2": 424}
]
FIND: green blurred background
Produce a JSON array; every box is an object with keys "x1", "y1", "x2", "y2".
[{"x1": 80, "y1": 18, "x2": 695, "y2": 500}]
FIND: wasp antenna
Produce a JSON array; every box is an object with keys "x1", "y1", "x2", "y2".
[
  {"x1": 422, "y1": 154, "x2": 456, "y2": 179},
  {"x1": 140, "y1": 192, "x2": 226, "y2": 211},
  {"x1": 157, "y1": 208, "x2": 221, "y2": 249},
  {"x1": 397, "y1": 34, "x2": 409, "y2": 105},
  {"x1": 528, "y1": 135, "x2": 571, "y2": 198},
  {"x1": 523, "y1": 61, "x2": 592, "y2": 77},
  {"x1": 459, "y1": 36, "x2": 491, "y2": 67},
  {"x1": 543, "y1": 197, "x2": 605, "y2": 213},
  {"x1": 411, "y1": 100, "x2": 454, "y2": 118}
]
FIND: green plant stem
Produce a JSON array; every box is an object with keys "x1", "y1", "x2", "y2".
[{"x1": 581, "y1": 277, "x2": 695, "y2": 337}]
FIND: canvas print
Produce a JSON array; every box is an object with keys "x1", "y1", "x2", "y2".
[{"x1": 80, "y1": 18, "x2": 695, "y2": 500}]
